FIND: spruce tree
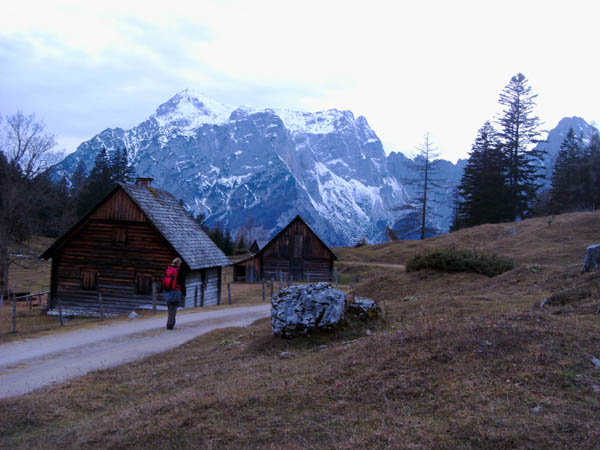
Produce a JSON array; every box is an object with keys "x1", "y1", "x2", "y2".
[
  {"x1": 457, "y1": 122, "x2": 508, "y2": 227},
  {"x1": 496, "y1": 73, "x2": 544, "y2": 220},
  {"x1": 550, "y1": 128, "x2": 584, "y2": 212},
  {"x1": 110, "y1": 147, "x2": 134, "y2": 183},
  {"x1": 77, "y1": 147, "x2": 113, "y2": 217},
  {"x1": 585, "y1": 130, "x2": 600, "y2": 209}
]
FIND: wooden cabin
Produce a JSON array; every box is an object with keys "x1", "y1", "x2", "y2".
[
  {"x1": 233, "y1": 216, "x2": 336, "y2": 283},
  {"x1": 41, "y1": 178, "x2": 231, "y2": 314},
  {"x1": 248, "y1": 239, "x2": 268, "y2": 254}
]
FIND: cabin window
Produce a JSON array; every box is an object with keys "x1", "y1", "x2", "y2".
[
  {"x1": 81, "y1": 270, "x2": 98, "y2": 290},
  {"x1": 112, "y1": 226, "x2": 127, "y2": 243},
  {"x1": 136, "y1": 273, "x2": 153, "y2": 295}
]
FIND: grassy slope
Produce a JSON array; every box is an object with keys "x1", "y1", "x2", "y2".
[{"x1": 1, "y1": 212, "x2": 600, "y2": 449}]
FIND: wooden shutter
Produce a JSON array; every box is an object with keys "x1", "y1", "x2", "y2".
[
  {"x1": 135, "y1": 273, "x2": 153, "y2": 295},
  {"x1": 81, "y1": 270, "x2": 98, "y2": 290}
]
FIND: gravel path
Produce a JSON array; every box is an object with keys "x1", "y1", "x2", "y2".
[{"x1": 0, "y1": 304, "x2": 271, "y2": 399}]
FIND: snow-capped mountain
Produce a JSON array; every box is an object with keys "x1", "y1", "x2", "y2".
[{"x1": 52, "y1": 89, "x2": 463, "y2": 245}]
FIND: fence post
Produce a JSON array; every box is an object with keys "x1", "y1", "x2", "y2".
[
  {"x1": 335, "y1": 270, "x2": 338, "y2": 288},
  {"x1": 98, "y1": 292, "x2": 104, "y2": 320},
  {"x1": 270, "y1": 279, "x2": 274, "y2": 298},
  {"x1": 279, "y1": 270, "x2": 282, "y2": 291},
  {"x1": 200, "y1": 283, "x2": 205, "y2": 307},
  {"x1": 194, "y1": 285, "x2": 198, "y2": 308},
  {"x1": 27, "y1": 295, "x2": 32, "y2": 310},
  {"x1": 152, "y1": 282, "x2": 157, "y2": 315},
  {"x1": 262, "y1": 280, "x2": 265, "y2": 302},
  {"x1": 11, "y1": 293, "x2": 17, "y2": 333},
  {"x1": 307, "y1": 271, "x2": 310, "y2": 283},
  {"x1": 227, "y1": 283, "x2": 231, "y2": 305},
  {"x1": 57, "y1": 297, "x2": 64, "y2": 326},
  {"x1": 98, "y1": 292, "x2": 104, "y2": 321},
  {"x1": 0, "y1": 294, "x2": 3, "y2": 308}
]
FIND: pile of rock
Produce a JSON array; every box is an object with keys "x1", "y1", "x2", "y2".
[
  {"x1": 348, "y1": 296, "x2": 380, "y2": 320},
  {"x1": 271, "y1": 283, "x2": 379, "y2": 337}
]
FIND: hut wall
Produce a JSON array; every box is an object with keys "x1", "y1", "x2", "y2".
[
  {"x1": 54, "y1": 219, "x2": 178, "y2": 313},
  {"x1": 233, "y1": 257, "x2": 261, "y2": 282},
  {"x1": 52, "y1": 193, "x2": 172, "y2": 313},
  {"x1": 238, "y1": 217, "x2": 334, "y2": 282},
  {"x1": 183, "y1": 267, "x2": 221, "y2": 307}
]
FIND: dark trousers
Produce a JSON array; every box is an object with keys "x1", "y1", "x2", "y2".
[
  {"x1": 167, "y1": 302, "x2": 178, "y2": 329},
  {"x1": 165, "y1": 290, "x2": 182, "y2": 329}
]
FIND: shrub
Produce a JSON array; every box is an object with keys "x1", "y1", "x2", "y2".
[{"x1": 406, "y1": 248, "x2": 515, "y2": 277}]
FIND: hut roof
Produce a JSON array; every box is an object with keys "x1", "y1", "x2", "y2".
[
  {"x1": 236, "y1": 215, "x2": 337, "y2": 264},
  {"x1": 41, "y1": 182, "x2": 231, "y2": 270}
]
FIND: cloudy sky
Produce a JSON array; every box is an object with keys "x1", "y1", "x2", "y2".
[{"x1": 1, "y1": 0, "x2": 599, "y2": 162}]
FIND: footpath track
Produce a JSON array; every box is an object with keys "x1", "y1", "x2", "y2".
[{"x1": 0, "y1": 304, "x2": 271, "y2": 399}]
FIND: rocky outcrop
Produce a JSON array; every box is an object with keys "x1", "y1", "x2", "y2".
[
  {"x1": 582, "y1": 243, "x2": 600, "y2": 272},
  {"x1": 348, "y1": 296, "x2": 380, "y2": 320},
  {"x1": 271, "y1": 283, "x2": 346, "y2": 337}
]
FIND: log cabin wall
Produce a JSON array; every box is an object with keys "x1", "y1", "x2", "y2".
[
  {"x1": 183, "y1": 267, "x2": 221, "y2": 307},
  {"x1": 234, "y1": 217, "x2": 335, "y2": 282},
  {"x1": 54, "y1": 218, "x2": 177, "y2": 313},
  {"x1": 50, "y1": 189, "x2": 223, "y2": 313}
]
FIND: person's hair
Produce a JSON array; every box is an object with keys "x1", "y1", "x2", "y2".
[{"x1": 171, "y1": 258, "x2": 182, "y2": 267}]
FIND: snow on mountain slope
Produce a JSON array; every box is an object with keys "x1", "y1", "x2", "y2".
[{"x1": 52, "y1": 89, "x2": 463, "y2": 245}]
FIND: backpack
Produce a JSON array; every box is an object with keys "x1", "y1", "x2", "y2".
[{"x1": 163, "y1": 268, "x2": 177, "y2": 292}]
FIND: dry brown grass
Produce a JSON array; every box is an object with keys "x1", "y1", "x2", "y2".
[
  {"x1": 5, "y1": 237, "x2": 53, "y2": 294},
  {"x1": 2, "y1": 212, "x2": 600, "y2": 449}
]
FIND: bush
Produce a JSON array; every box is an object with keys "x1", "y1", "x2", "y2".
[{"x1": 406, "y1": 248, "x2": 515, "y2": 277}]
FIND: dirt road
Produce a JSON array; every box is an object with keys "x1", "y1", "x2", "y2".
[
  {"x1": 0, "y1": 304, "x2": 271, "y2": 399},
  {"x1": 337, "y1": 261, "x2": 406, "y2": 269}
]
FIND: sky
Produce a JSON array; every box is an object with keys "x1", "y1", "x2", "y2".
[{"x1": 1, "y1": 0, "x2": 599, "y2": 163}]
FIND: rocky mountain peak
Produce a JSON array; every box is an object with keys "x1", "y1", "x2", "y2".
[{"x1": 152, "y1": 89, "x2": 235, "y2": 129}]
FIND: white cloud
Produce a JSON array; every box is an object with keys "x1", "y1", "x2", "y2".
[{"x1": 0, "y1": 0, "x2": 599, "y2": 160}]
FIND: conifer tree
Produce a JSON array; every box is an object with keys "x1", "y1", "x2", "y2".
[
  {"x1": 394, "y1": 133, "x2": 442, "y2": 239},
  {"x1": 457, "y1": 122, "x2": 508, "y2": 227},
  {"x1": 76, "y1": 147, "x2": 113, "y2": 216},
  {"x1": 585, "y1": 130, "x2": 600, "y2": 209},
  {"x1": 223, "y1": 228, "x2": 234, "y2": 256},
  {"x1": 550, "y1": 128, "x2": 584, "y2": 212},
  {"x1": 110, "y1": 147, "x2": 134, "y2": 183},
  {"x1": 496, "y1": 73, "x2": 544, "y2": 220},
  {"x1": 70, "y1": 160, "x2": 87, "y2": 199},
  {"x1": 236, "y1": 233, "x2": 247, "y2": 253}
]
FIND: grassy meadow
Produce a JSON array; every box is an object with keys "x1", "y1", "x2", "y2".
[{"x1": 1, "y1": 211, "x2": 600, "y2": 448}]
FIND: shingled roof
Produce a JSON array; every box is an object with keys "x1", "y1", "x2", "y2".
[
  {"x1": 119, "y1": 183, "x2": 231, "y2": 270},
  {"x1": 41, "y1": 182, "x2": 231, "y2": 270}
]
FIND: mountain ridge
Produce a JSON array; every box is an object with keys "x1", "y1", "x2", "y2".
[{"x1": 52, "y1": 91, "x2": 594, "y2": 245}]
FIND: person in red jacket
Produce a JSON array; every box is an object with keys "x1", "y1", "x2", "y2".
[{"x1": 164, "y1": 258, "x2": 185, "y2": 330}]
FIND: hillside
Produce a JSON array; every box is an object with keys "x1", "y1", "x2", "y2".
[{"x1": 1, "y1": 212, "x2": 600, "y2": 448}]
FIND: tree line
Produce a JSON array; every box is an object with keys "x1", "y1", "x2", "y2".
[{"x1": 451, "y1": 73, "x2": 600, "y2": 230}]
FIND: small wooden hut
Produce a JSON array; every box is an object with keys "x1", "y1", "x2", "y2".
[
  {"x1": 233, "y1": 216, "x2": 336, "y2": 283},
  {"x1": 248, "y1": 239, "x2": 269, "y2": 254},
  {"x1": 41, "y1": 178, "x2": 231, "y2": 314}
]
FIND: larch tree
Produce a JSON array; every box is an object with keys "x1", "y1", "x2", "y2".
[
  {"x1": 495, "y1": 73, "x2": 544, "y2": 220},
  {"x1": 398, "y1": 133, "x2": 444, "y2": 240}
]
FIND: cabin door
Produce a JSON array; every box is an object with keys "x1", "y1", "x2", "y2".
[{"x1": 291, "y1": 234, "x2": 304, "y2": 281}]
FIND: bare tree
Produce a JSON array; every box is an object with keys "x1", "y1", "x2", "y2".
[
  {"x1": 394, "y1": 133, "x2": 444, "y2": 240},
  {"x1": 0, "y1": 112, "x2": 62, "y2": 295}
]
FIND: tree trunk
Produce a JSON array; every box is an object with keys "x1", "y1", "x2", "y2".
[{"x1": 0, "y1": 241, "x2": 8, "y2": 297}]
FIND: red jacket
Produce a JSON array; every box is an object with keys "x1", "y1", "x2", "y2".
[{"x1": 165, "y1": 266, "x2": 185, "y2": 294}]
